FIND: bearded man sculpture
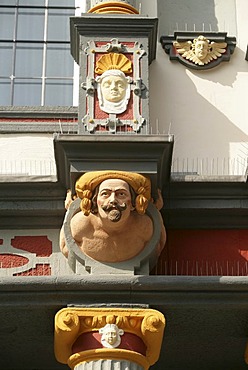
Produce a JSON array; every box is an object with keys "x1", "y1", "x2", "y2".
[{"x1": 60, "y1": 171, "x2": 166, "y2": 264}]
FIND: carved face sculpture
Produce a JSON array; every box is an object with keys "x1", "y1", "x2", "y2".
[
  {"x1": 104, "y1": 327, "x2": 117, "y2": 345},
  {"x1": 194, "y1": 37, "x2": 209, "y2": 60},
  {"x1": 97, "y1": 178, "x2": 133, "y2": 223},
  {"x1": 96, "y1": 70, "x2": 131, "y2": 114},
  {"x1": 99, "y1": 324, "x2": 124, "y2": 348},
  {"x1": 101, "y1": 74, "x2": 127, "y2": 103}
]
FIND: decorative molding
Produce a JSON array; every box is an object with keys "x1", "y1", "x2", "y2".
[
  {"x1": 0, "y1": 106, "x2": 78, "y2": 119},
  {"x1": 53, "y1": 134, "x2": 174, "y2": 196},
  {"x1": 160, "y1": 32, "x2": 236, "y2": 70},
  {"x1": 0, "y1": 106, "x2": 78, "y2": 133},
  {"x1": 70, "y1": 15, "x2": 158, "y2": 65}
]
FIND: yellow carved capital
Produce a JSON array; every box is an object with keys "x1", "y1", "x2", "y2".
[
  {"x1": 54, "y1": 310, "x2": 80, "y2": 361},
  {"x1": 54, "y1": 307, "x2": 165, "y2": 368}
]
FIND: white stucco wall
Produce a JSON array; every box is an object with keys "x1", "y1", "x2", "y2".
[
  {"x1": 0, "y1": 134, "x2": 56, "y2": 181},
  {"x1": 139, "y1": 0, "x2": 157, "y2": 17},
  {"x1": 149, "y1": 0, "x2": 248, "y2": 176}
]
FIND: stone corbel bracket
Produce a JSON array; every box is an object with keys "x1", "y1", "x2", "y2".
[
  {"x1": 54, "y1": 307, "x2": 165, "y2": 370},
  {"x1": 63, "y1": 198, "x2": 162, "y2": 275},
  {"x1": 160, "y1": 32, "x2": 236, "y2": 70}
]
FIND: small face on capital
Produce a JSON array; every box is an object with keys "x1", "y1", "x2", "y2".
[
  {"x1": 99, "y1": 324, "x2": 124, "y2": 348},
  {"x1": 97, "y1": 178, "x2": 133, "y2": 223},
  {"x1": 104, "y1": 328, "x2": 118, "y2": 345}
]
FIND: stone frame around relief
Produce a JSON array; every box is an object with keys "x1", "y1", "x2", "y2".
[
  {"x1": 160, "y1": 32, "x2": 236, "y2": 70},
  {"x1": 81, "y1": 38, "x2": 146, "y2": 133}
]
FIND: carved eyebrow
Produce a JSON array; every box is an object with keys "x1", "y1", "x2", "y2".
[{"x1": 99, "y1": 187, "x2": 129, "y2": 192}]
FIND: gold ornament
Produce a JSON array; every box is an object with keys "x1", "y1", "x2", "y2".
[
  {"x1": 88, "y1": 1, "x2": 139, "y2": 15},
  {"x1": 95, "y1": 53, "x2": 132, "y2": 75},
  {"x1": 173, "y1": 35, "x2": 227, "y2": 66}
]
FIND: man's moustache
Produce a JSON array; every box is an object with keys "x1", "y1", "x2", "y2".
[{"x1": 101, "y1": 203, "x2": 127, "y2": 212}]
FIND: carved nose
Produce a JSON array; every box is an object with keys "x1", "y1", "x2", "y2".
[
  {"x1": 110, "y1": 82, "x2": 117, "y2": 90},
  {"x1": 109, "y1": 192, "x2": 116, "y2": 203}
]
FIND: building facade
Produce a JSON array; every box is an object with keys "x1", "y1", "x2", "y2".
[{"x1": 0, "y1": 1, "x2": 248, "y2": 369}]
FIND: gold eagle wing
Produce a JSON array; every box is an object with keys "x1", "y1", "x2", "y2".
[
  {"x1": 173, "y1": 40, "x2": 203, "y2": 65},
  {"x1": 204, "y1": 42, "x2": 227, "y2": 64}
]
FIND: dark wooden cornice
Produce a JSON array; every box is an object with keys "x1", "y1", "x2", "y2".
[
  {"x1": 162, "y1": 180, "x2": 248, "y2": 229},
  {"x1": 0, "y1": 182, "x2": 66, "y2": 229},
  {"x1": 1, "y1": 178, "x2": 248, "y2": 229}
]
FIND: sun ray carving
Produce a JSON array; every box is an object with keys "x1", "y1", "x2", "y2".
[{"x1": 95, "y1": 53, "x2": 132, "y2": 75}]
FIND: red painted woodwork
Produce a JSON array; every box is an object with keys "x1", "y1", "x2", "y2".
[{"x1": 153, "y1": 229, "x2": 248, "y2": 276}]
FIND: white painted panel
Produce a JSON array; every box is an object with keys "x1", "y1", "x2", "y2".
[{"x1": 0, "y1": 134, "x2": 57, "y2": 181}]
